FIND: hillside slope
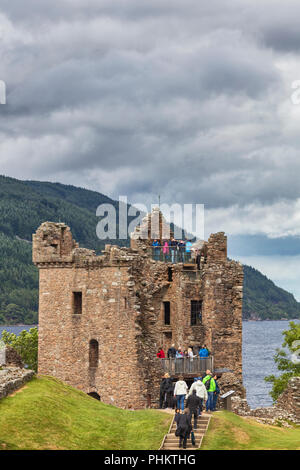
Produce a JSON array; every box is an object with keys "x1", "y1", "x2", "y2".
[
  {"x1": 0, "y1": 377, "x2": 298, "y2": 450},
  {"x1": 201, "y1": 410, "x2": 299, "y2": 450},
  {"x1": 243, "y1": 265, "x2": 300, "y2": 320},
  {"x1": 0, "y1": 174, "x2": 299, "y2": 324},
  {"x1": 0, "y1": 376, "x2": 171, "y2": 450}
]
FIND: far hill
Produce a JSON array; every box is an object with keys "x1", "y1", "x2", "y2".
[
  {"x1": 243, "y1": 265, "x2": 300, "y2": 320},
  {"x1": 0, "y1": 174, "x2": 299, "y2": 324}
]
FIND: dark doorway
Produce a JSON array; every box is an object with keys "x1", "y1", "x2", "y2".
[
  {"x1": 73, "y1": 291, "x2": 82, "y2": 314},
  {"x1": 88, "y1": 392, "x2": 101, "y2": 401},
  {"x1": 163, "y1": 301, "x2": 171, "y2": 325}
]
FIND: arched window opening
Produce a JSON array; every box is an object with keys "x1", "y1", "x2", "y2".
[{"x1": 89, "y1": 339, "x2": 99, "y2": 368}]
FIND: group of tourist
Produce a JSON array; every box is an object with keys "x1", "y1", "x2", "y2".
[
  {"x1": 160, "y1": 369, "x2": 220, "y2": 413},
  {"x1": 156, "y1": 344, "x2": 210, "y2": 359},
  {"x1": 160, "y1": 370, "x2": 221, "y2": 449},
  {"x1": 151, "y1": 238, "x2": 194, "y2": 263}
]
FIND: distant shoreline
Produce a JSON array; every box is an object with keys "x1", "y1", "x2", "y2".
[
  {"x1": 243, "y1": 318, "x2": 299, "y2": 322},
  {"x1": 0, "y1": 324, "x2": 38, "y2": 328},
  {"x1": 1, "y1": 320, "x2": 299, "y2": 329}
]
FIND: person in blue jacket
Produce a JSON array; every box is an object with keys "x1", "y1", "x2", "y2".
[
  {"x1": 152, "y1": 239, "x2": 160, "y2": 261},
  {"x1": 198, "y1": 346, "x2": 209, "y2": 358}
]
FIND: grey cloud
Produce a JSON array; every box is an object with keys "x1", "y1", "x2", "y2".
[{"x1": 0, "y1": 0, "x2": 300, "y2": 213}]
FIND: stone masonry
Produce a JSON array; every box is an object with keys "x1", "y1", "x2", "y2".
[
  {"x1": 0, "y1": 367, "x2": 35, "y2": 400},
  {"x1": 33, "y1": 208, "x2": 244, "y2": 409},
  {"x1": 0, "y1": 346, "x2": 34, "y2": 400}
]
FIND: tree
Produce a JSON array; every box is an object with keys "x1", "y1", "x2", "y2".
[
  {"x1": 1, "y1": 327, "x2": 38, "y2": 371},
  {"x1": 265, "y1": 321, "x2": 300, "y2": 402}
]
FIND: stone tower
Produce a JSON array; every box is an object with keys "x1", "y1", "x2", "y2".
[{"x1": 33, "y1": 211, "x2": 244, "y2": 409}]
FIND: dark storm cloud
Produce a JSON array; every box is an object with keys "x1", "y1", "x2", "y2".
[{"x1": 1, "y1": 0, "x2": 300, "y2": 219}]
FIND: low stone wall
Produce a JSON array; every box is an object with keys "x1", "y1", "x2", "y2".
[
  {"x1": 0, "y1": 367, "x2": 35, "y2": 399},
  {"x1": 229, "y1": 376, "x2": 300, "y2": 426},
  {"x1": 276, "y1": 376, "x2": 300, "y2": 420}
]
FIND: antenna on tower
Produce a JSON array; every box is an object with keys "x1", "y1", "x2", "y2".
[{"x1": 158, "y1": 194, "x2": 161, "y2": 209}]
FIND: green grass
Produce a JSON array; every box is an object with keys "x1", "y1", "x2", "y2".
[
  {"x1": 0, "y1": 376, "x2": 171, "y2": 450},
  {"x1": 201, "y1": 411, "x2": 300, "y2": 450}
]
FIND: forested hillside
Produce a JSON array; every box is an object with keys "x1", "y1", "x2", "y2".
[
  {"x1": 243, "y1": 265, "x2": 300, "y2": 320},
  {"x1": 0, "y1": 175, "x2": 299, "y2": 324},
  {"x1": 0, "y1": 175, "x2": 135, "y2": 324}
]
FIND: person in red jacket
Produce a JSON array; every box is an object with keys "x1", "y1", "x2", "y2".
[{"x1": 157, "y1": 347, "x2": 165, "y2": 358}]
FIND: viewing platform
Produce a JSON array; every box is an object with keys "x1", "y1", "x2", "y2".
[
  {"x1": 159, "y1": 357, "x2": 214, "y2": 377},
  {"x1": 149, "y1": 247, "x2": 195, "y2": 264}
]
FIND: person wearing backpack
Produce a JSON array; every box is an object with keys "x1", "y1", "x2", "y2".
[
  {"x1": 159, "y1": 373, "x2": 173, "y2": 408},
  {"x1": 203, "y1": 372, "x2": 216, "y2": 412},
  {"x1": 175, "y1": 408, "x2": 192, "y2": 449},
  {"x1": 186, "y1": 389, "x2": 201, "y2": 429},
  {"x1": 188, "y1": 377, "x2": 208, "y2": 416},
  {"x1": 212, "y1": 374, "x2": 220, "y2": 411}
]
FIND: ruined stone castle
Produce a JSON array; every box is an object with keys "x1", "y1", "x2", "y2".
[{"x1": 33, "y1": 208, "x2": 244, "y2": 409}]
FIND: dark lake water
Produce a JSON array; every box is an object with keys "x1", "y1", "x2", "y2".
[
  {"x1": 1, "y1": 320, "x2": 297, "y2": 409},
  {"x1": 242, "y1": 320, "x2": 297, "y2": 408}
]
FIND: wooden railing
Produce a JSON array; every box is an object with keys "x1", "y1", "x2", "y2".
[
  {"x1": 159, "y1": 356, "x2": 214, "y2": 376},
  {"x1": 149, "y1": 247, "x2": 195, "y2": 264}
]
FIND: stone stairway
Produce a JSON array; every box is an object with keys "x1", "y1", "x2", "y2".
[{"x1": 160, "y1": 413, "x2": 211, "y2": 450}]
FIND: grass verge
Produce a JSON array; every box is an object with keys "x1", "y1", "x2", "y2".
[
  {"x1": 201, "y1": 410, "x2": 300, "y2": 450},
  {"x1": 0, "y1": 376, "x2": 171, "y2": 450}
]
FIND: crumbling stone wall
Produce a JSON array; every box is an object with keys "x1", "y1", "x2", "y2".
[
  {"x1": 276, "y1": 376, "x2": 300, "y2": 420},
  {"x1": 4, "y1": 346, "x2": 24, "y2": 368},
  {"x1": 228, "y1": 376, "x2": 300, "y2": 425},
  {"x1": 0, "y1": 367, "x2": 35, "y2": 399},
  {"x1": 33, "y1": 211, "x2": 244, "y2": 409}
]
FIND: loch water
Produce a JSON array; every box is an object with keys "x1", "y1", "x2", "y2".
[{"x1": 1, "y1": 320, "x2": 298, "y2": 409}]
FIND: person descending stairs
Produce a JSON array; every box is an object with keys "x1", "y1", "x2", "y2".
[{"x1": 160, "y1": 411, "x2": 211, "y2": 450}]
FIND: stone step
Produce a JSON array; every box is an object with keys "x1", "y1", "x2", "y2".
[
  {"x1": 160, "y1": 413, "x2": 211, "y2": 450},
  {"x1": 170, "y1": 429, "x2": 205, "y2": 436},
  {"x1": 171, "y1": 418, "x2": 209, "y2": 424},
  {"x1": 163, "y1": 445, "x2": 198, "y2": 450},
  {"x1": 171, "y1": 426, "x2": 207, "y2": 432},
  {"x1": 165, "y1": 434, "x2": 204, "y2": 444},
  {"x1": 166, "y1": 432, "x2": 204, "y2": 439}
]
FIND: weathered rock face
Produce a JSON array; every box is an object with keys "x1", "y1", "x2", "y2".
[
  {"x1": 0, "y1": 367, "x2": 35, "y2": 399},
  {"x1": 33, "y1": 211, "x2": 244, "y2": 409},
  {"x1": 217, "y1": 372, "x2": 246, "y2": 398}
]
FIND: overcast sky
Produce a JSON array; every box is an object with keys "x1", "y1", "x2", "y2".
[{"x1": 1, "y1": 1, "x2": 300, "y2": 298}]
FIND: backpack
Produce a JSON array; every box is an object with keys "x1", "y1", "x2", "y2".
[{"x1": 204, "y1": 377, "x2": 211, "y2": 390}]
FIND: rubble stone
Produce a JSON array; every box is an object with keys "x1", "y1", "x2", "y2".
[
  {"x1": 230, "y1": 376, "x2": 300, "y2": 426},
  {"x1": 0, "y1": 367, "x2": 35, "y2": 399}
]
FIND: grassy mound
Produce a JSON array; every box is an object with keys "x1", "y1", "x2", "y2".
[
  {"x1": 0, "y1": 376, "x2": 171, "y2": 450},
  {"x1": 201, "y1": 411, "x2": 300, "y2": 450}
]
